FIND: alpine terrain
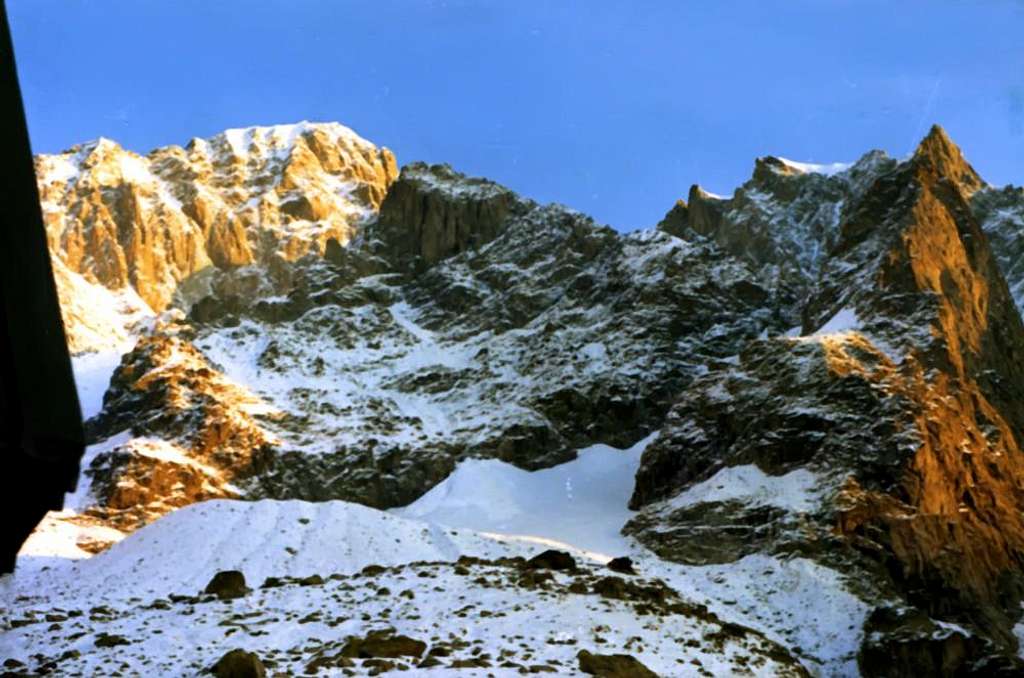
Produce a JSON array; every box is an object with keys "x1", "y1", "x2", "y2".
[{"x1": 3, "y1": 121, "x2": 1024, "y2": 677}]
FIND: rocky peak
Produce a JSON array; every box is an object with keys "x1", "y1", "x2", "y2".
[
  {"x1": 654, "y1": 199, "x2": 688, "y2": 238},
  {"x1": 750, "y1": 156, "x2": 807, "y2": 202},
  {"x1": 364, "y1": 162, "x2": 522, "y2": 272},
  {"x1": 629, "y1": 126, "x2": 1024, "y2": 670},
  {"x1": 36, "y1": 121, "x2": 397, "y2": 320},
  {"x1": 912, "y1": 124, "x2": 984, "y2": 195},
  {"x1": 753, "y1": 155, "x2": 803, "y2": 179},
  {"x1": 683, "y1": 184, "x2": 726, "y2": 238}
]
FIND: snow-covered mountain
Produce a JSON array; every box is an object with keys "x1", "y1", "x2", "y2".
[
  {"x1": 36, "y1": 121, "x2": 397, "y2": 352},
  {"x1": 6, "y1": 122, "x2": 1024, "y2": 677}
]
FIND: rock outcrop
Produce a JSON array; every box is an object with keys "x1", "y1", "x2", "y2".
[
  {"x1": 365, "y1": 162, "x2": 518, "y2": 271},
  {"x1": 83, "y1": 320, "x2": 277, "y2": 529}
]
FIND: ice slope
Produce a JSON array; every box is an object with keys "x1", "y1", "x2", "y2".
[{"x1": 393, "y1": 434, "x2": 655, "y2": 558}]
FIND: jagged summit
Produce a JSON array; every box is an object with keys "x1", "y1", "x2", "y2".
[
  {"x1": 633, "y1": 123, "x2": 1024, "y2": 673},
  {"x1": 912, "y1": 123, "x2": 984, "y2": 193},
  {"x1": 35, "y1": 120, "x2": 398, "y2": 348}
]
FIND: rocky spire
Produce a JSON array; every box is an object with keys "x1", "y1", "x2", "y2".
[
  {"x1": 629, "y1": 125, "x2": 1024, "y2": 671},
  {"x1": 912, "y1": 124, "x2": 984, "y2": 194}
]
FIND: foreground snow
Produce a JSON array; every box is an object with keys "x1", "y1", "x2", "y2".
[{"x1": 5, "y1": 435, "x2": 868, "y2": 676}]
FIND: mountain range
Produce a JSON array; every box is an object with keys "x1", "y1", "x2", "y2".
[{"x1": 4, "y1": 121, "x2": 1024, "y2": 677}]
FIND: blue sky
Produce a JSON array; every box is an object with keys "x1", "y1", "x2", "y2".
[{"x1": 9, "y1": 1, "x2": 1024, "y2": 231}]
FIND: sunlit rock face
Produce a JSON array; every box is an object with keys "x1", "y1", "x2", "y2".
[
  {"x1": 632, "y1": 126, "x2": 1024, "y2": 672},
  {"x1": 34, "y1": 122, "x2": 397, "y2": 327},
  {"x1": 82, "y1": 323, "x2": 279, "y2": 530}
]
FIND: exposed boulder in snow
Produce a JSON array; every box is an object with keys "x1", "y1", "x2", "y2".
[
  {"x1": 204, "y1": 570, "x2": 250, "y2": 600},
  {"x1": 210, "y1": 649, "x2": 267, "y2": 678},
  {"x1": 576, "y1": 649, "x2": 659, "y2": 677}
]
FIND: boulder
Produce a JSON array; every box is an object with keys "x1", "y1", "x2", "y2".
[
  {"x1": 204, "y1": 571, "x2": 249, "y2": 600},
  {"x1": 210, "y1": 649, "x2": 266, "y2": 678},
  {"x1": 576, "y1": 649, "x2": 658, "y2": 677},
  {"x1": 525, "y1": 549, "x2": 577, "y2": 571}
]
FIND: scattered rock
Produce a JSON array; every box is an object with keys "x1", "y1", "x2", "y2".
[
  {"x1": 593, "y1": 577, "x2": 627, "y2": 600},
  {"x1": 94, "y1": 633, "x2": 131, "y2": 648},
  {"x1": 606, "y1": 557, "x2": 636, "y2": 575},
  {"x1": 340, "y1": 630, "x2": 427, "y2": 659}
]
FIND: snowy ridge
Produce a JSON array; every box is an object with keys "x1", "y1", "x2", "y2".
[{"x1": 777, "y1": 157, "x2": 852, "y2": 176}]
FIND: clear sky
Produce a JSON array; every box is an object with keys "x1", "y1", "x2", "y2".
[{"x1": 9, "y1": 1, "x2": 1024, "y2": 231}]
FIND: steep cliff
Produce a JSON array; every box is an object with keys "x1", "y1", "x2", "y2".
[{"x1": 629, "y1": 126, "x2": 1024, "y2": 673}]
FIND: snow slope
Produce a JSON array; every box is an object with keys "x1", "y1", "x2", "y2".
[
  {"x1": 394, "y1": 434, "x2": 655, "y2": 558},
  {"x1": 5, "y1": 433, "x2": 866, "y2": 676},
  {"x1": 4, "y1": 505, "x2": 804, "y2": 676},
  {"x1": 10, "y1": 499, "x2": 594, "y2": 607}
]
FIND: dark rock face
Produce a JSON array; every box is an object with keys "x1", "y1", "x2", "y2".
[
  {"x1": 367, "y1": 162, "x2": 519, "y2": 271},
  {"x1": 670, "y1": 150, "x2": 899, "y2": 324},
  {"x1": 211, "y1": 648, "x2": 266, "y2": 678},
  {"x1": 84, "y1": 156, "x2": 782, "y2": 514},
  {"x1": 628, "y1": 126, "x2": 1024, "y2": 669},
  {"x1": 856, "y1": 606, "x2": 1024, "y2": 678},
  {"x1": 972, "y1": 183, "x2": 1024, "y2": 314}
]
